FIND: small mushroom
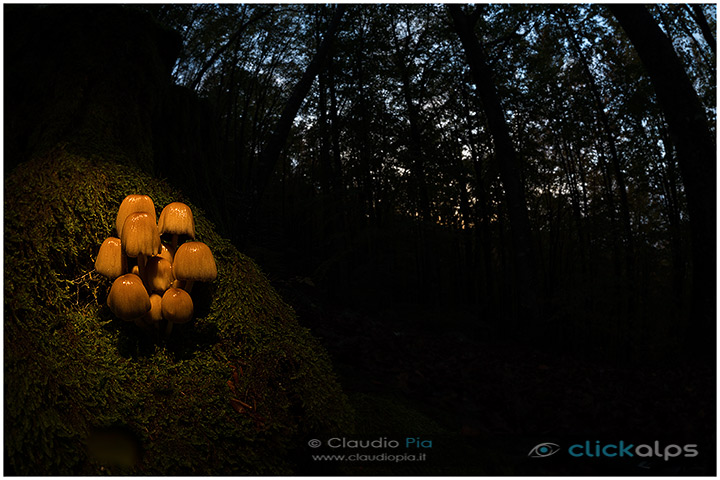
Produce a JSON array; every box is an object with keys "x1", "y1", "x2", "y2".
[
  {"x1": 161, "y1": 287, "x2": 194, "y2": 335},
  {"x1": 121, "y1": 212, "x2": 161, "y2": 287},
  {"x1": 145, "y1": 257, "x2": 174, "y2": 293},
  {"x1": 116, "y1": 194, "x2": 156, "y2": 238},
  {"x1": 95, "y1": 237, "x2": 127, "y2": 279},
  {"x1": 158, "y1": 202, "x2": 195, "y2": 250},
  {"x1": 107, "y1": 274, "x2": 151, "y2": 323},
  {"x1": 158, "y1": 242, "x2": 175, "y2": 263},
  {"x1": 172, "y1": 241, "x2": 217, "y2": 293},
  {"x1": 141, "y1": 293, "x2": 164, "y2": 330}
]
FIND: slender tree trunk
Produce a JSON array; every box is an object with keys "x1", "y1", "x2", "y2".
[
  {"x1": 558, "y1": 139, "x2": 588, "y2": 275},
  {"x1": 325, "y1": 40, "x2": 347, "y2": 243},
  {"x1": 688, "y1": 4, "x2": 716, "y2": 54},
  {"x1": 460, "y1": 81, "x2": 497, "y2": 317},
  {"x1": 595, "y1": 139, "x2": 623, "y2": 277},
  {"x1": 318, "y1": 63, "x2": 338, "y2": 242},
  {"x1": 659, "y1": 135, "x2": 685, "y2": 309},
  {"x1": 399, "y1": 65, "x2": 432, "y2": 221},
  {"x1": 450, "y1": 135, "x2": 477, "y2": 304},
  {"x1": 328, "y1": 48, "x2": 344, "y2": 201},
  {"x1": 389, "y1": 13, "x2": 434, "y2": 304},
  {"x1": 241, "y1": 4, "x2": 346, "y2": 239},
  {"x1": 610, "y1": 5, "x2": 716, "y2": 356},
  {"x1": 318, "y1": 68, "x2": 332, "y2": 196},
  {"x1": 561, "y1": 10, "x2": 635, "y2": 284},
  {"x1": 661, "y1": 6, "x2": 712, "y2": 69},
  {"x1": 390, "y1": 19, "x2": 431, "y2": 222},
  {"x1": 351, "y1": 26, "x2": 377, "y2": 227},
  {"x1": 315, "y1": 8, "x2": 336, "y2": 245},
  {"x1": 472, "y1": 155, "x2": 498, "y2": 315},
  {"x1": 449, "y1": 5, "x2": 539, "y2": 325},
  {"x1": 399, "y1": 62, "x2": 434, "y2": 304}
]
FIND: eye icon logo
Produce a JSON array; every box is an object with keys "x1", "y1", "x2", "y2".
[{"x1": 529, "y1": 442, "x2": 560, "y2": 458}]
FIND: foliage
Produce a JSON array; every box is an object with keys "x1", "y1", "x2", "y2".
[
  {"x1": 4, "y1": 149, "x2": 354, "y2": 475},
  {"x1": 141, "y1": 4, "x2": 714, "y2": 345}
]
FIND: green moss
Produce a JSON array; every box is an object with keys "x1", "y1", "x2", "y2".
[{"x1": 4, "y1": 148, "x2": 354, "y2": 475}]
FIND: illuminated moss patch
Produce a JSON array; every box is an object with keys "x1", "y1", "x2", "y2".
[{"x1": 4, "y1": 148, "x2": 354, "y2": 475}]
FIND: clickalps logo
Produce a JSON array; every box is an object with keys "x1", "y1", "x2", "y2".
[
  {"x1": 528, "y1": 442, "x2": 561, "y2": 458},
  {"x1": 529, "y1": 441, "x2": 699, "y2": 461}
]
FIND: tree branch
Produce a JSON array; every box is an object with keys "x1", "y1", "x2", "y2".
[{"x1": 189, "y1": 7, "x2": 273, "y2": 91}]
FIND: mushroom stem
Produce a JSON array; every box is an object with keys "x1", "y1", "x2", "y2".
[
  {"x1": 183, "y1": 279, "x2": 195, "y2": 294},
  {"x1": 137, "y1": 253, "x2": 148, "y2": 290},
  {"x1": 165, "y1": 320, "x2": 174, "y2": 336},
  {"x1": 171, "y1": 234, "x2": 179, "y2": 251}
]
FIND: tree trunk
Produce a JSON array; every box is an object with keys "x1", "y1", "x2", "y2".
[
  {"x1": 449, "y1": 5, "x2": 539, "y2": 325},
  {"x1": 399, "y1": 65, "x2": 432, "y2": 221},
  {"x1": 561, "y1": 10, "x2": 635, "y2": 285},
  {"x1": 350, "y1": 23, "x2": 378, "y2": 227},
  {"x1": 242, "y1": 4, "x2": 346, "y2": 238},
  {"x1": 460, "y1": 81, "x2": 497, "y2": 317},
  {"x1": 595, "y1": 139, "x2": 623, "y2": 277},
  {"x1": 658, "y1": 133, "x2": 685, "y2": 309},
  {"x1": 609, "y1": 5, "x2": 716, "y2": 356},
  {"x1": 687, "y1": 4, "x2": 716, "y2": 54},
  {"x1": 390, "y1": 18, "x2": 431, "y2": 222},
  {"x1": 557, "y1": 139, "x2": 588, "y2": 275}
]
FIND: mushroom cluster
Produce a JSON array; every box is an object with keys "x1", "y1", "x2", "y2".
[{"x1": 95, "y1": 195, "x2": 217, "y2": 335}]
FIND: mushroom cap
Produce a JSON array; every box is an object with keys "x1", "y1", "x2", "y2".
[
  {"x1": 116, "y1": 194, "x2": 156, "y2": 237},
  {"x1": 173, "y1": 241, "x2": 217, "y2": 283},
  {"x1": 145, "y1": 257, "x2": 174, "y2": 293},
  {"x1": 158, "y1": 242, "x2": 175, "y2": 263},
  {"x1": 158, "y1": 202, "x2": 195, "y2": 239},
  {"x1": 107, "y1": 274, "x2": 151, "y2": 321},
  {"x1": 161, "y1": 287, "x2": 194, "y2": 324},
  {"x1": 142, "y1": 293, "x2": 164, "y2": 324},
  {"x1": 121, "y1": 212, "x2": 161, "y2": 258},
  {"x1": 95, "y1": 237, "x2": 127, "y2": 279}
]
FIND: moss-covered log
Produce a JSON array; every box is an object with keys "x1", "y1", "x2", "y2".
[{"x1": 4, "y1": 5, "x2": 353, "y2": 475}]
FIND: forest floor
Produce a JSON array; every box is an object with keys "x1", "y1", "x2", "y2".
[{"x1": 271, "y1": 276, "x2": 716, "y2": 476}]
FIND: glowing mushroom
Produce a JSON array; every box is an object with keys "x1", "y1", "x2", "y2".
[
  {"x1": 145, "y1": 257, "x2": 174, "y2": 293},
  {"x1": 121, "y1": 212, "x2": 161, "y2": 287},
  {"x1": 161, "y1": 287, "x2": 193, "y2": 335},
  {"x1": 116, "y1": 194, "x2": 156, "y2": 238},
  {"x1": 95, "y1": 237, "x2": 127, "y2": 279},
  {"x1": 172, "y1": 241, "x2": 217, "y2": 293},
  {"x1": 107, "y1": 274, "x2": 151, "y2": 323},
  {"x1": 141, "y1": 293, "x2": 164, "y2": 330},
  {"x1": 158, "y1": 242, "x2": 175, "y2": 263},
  {"x1": 158, "y1": 202, "x2": 195, "y2": 250}
]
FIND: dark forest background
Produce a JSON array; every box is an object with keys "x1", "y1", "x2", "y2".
[
  {"x1": 3, "y1": 4, "x2": 716, "y2": 474},
  {"x1": 107, "y1": 3, "x2": 718, "y2": 362}
]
